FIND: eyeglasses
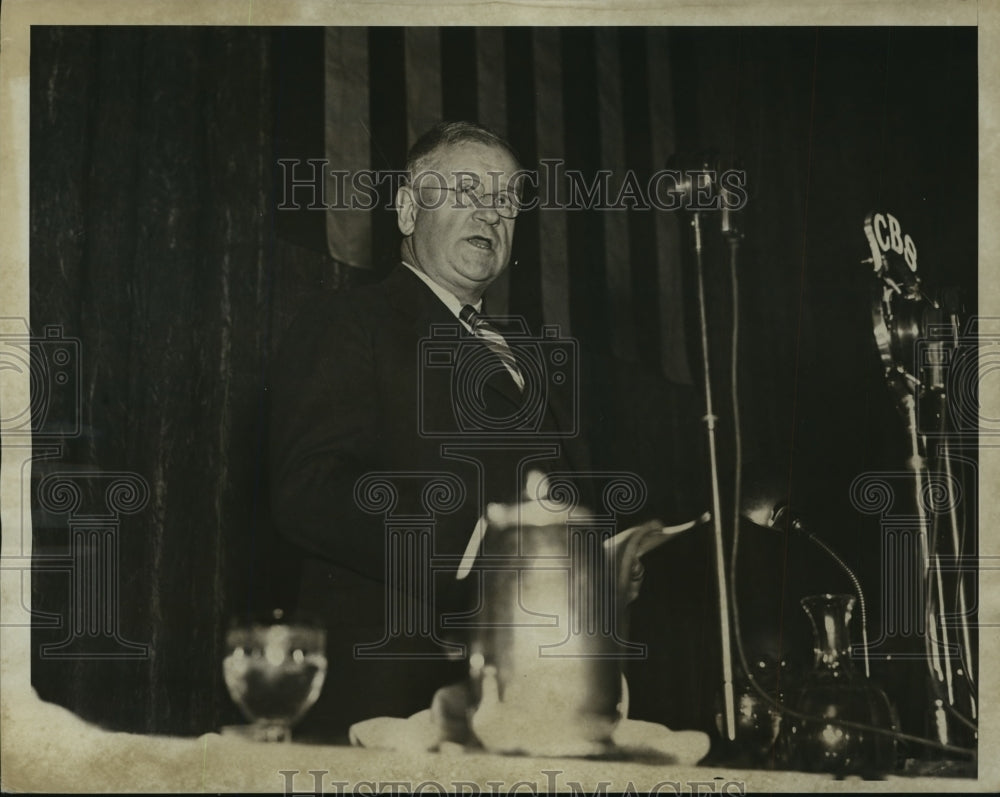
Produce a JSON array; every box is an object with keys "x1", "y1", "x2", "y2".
[{"x1": 418, "y1": 184, "x2": 522, "y2": 219}]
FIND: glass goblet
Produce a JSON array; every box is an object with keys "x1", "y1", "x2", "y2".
[{"x1": 222, "y1": 610, "x2": 327, "y2": 742}]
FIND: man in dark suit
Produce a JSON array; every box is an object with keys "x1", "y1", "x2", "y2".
[{"x1": 269, "y1": 122, "x2": 588, "y2": 741}]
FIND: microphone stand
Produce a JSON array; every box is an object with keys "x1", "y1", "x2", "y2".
[
  {"x1": 870, "y1": 258, "x2": 977, "y2": 751},
  {"x1": 690, "y1": 209, "x2": 737, "y2": 741}
]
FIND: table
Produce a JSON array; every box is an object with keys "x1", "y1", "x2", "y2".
[{"x1": 0, "y1": 689, "x2": 984, "y2": 793}]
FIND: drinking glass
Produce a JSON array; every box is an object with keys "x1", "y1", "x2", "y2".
[{"x1": 222, "y1": 609, "x2": 327, "y2": 742}]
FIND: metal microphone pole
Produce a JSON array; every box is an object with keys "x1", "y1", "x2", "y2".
[{"x1": 690, "y1": 209, "x2": 737, "y2": 741}]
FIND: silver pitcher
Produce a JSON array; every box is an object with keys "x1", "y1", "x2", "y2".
[{"x1": 462, "y1": 472, "x2": 698, "y2": 756}]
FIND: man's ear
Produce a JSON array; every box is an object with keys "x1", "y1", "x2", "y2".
[{"x1": 396, "y1": 184, "x2": 417, "y2": 236}]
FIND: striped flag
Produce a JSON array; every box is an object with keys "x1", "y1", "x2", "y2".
[{"x1": 324, "y1": 27, "x2": 691, "y2": 385}]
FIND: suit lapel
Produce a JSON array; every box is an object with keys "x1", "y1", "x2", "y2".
[
  {"x1": 382, "y1": 264, "x2": 458, "y2": 329},
  {"x1": 384, "y1": 265, "x2": 527, "y2": 412},
  {"x1": 482, "y1": 346, "x2": 527, "y2": 408},
  {"x1": 380, "y1": 265, "x2": 591, "y2": 503}
]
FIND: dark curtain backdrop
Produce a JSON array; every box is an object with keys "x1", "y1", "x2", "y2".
[
  {"x1": 28, "y1": 26, "x2": 352, "y2": 735},
  {"x1": 29, "y1": 26, "x2": 977, "y2": 738}
]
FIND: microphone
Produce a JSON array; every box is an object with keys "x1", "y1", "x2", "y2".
[
  {"x1": 739, "y1": 486, "x2": 871, "y2": 677},
  {"x1": 742, "y1": 495, "x2": 799, "y2": 533},
  {"x1": 664, "y1": 150, "x2": 721, "y2": 206}
]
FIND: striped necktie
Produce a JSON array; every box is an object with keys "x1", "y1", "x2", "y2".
[{"x1": 459, "y1": 305, "x2": 525, "y2": 392}]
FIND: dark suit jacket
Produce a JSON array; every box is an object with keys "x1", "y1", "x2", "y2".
[{"x1": 269, "y1": 264, "x2": 590, "y2": 739}]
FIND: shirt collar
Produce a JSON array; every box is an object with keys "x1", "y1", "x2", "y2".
[{"x1": 401, "y1": 261, "x2": 482, "y2": 327}]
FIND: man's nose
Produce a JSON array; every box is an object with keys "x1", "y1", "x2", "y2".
[{"x1": 471, "y1": 198, "x2": 502, "y2": 223}]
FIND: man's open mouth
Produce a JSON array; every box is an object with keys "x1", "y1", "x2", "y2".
[{"x1": 466, "y1": 235, "x2": 494, "y2": 250}]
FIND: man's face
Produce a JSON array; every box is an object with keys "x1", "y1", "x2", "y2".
[{"x1": 396, "y1": 141, "x2": 520, "y2": 304}]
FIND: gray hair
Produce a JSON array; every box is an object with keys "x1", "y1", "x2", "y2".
[{"x1": 404, "y1": 121, "x2": 522, "y2": 181}]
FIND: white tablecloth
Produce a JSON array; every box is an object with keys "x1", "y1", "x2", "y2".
[{"x1": 0, "y1": 688, "x2": 984, "y2": 793}]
